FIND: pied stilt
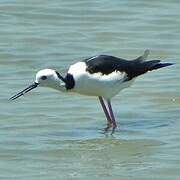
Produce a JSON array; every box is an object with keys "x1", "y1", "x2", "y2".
[{"x1": 10, "y1": 50, "x2": 173, "y2": 134}]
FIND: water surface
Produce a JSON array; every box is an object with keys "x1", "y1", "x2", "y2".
[{"x1": 0, "y1": 0, "x2": 180, "y2": 179}]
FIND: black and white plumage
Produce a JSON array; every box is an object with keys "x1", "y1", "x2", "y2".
[{"x1": 10, "y1": 50, "x2": 173, "y2": 134}]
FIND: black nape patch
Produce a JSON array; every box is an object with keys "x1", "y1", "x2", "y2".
[
  {"x1": 55, "y1": 71, "x2": 75, "y2": 90},
  {"x1": 55, "y1": 71, "x2": 66, "y2": 83},
  {"x1": 65, "y1": 73, "x2": 75, "y2": 90}
]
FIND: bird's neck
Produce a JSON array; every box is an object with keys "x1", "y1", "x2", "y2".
[
  {"x1": 64, "y1": 73, "x2": 75, "y2": 90},
  {"x1": 55, "y1": 71, "x2": 75, "y2": 90},
  {"x1": 49, "y1": 73, "x2": 75, "y2": 93}
]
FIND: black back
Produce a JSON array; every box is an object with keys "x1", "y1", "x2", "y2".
[
  {"x1": 84, "y1": 55, "x2": 167, "y2": 80},
  {"x1": 84, "y1": 55, "x2": 144, "y2": 80},
  {"x1": 85, "y1": 55, "x2": 128, "y2": 75}
]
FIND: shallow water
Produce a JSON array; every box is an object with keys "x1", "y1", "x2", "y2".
[{"x1": 0, "y1": 0, "x2": 180, "y2": 179}]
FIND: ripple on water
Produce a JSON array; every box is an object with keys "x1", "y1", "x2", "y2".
[{"x1": 0, "y1": 0, "x2": 180, "y2": 179}]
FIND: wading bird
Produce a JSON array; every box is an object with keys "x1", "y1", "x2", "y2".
[{"x1": 10, "y1": 50, "x2": 173, "y2": 134}]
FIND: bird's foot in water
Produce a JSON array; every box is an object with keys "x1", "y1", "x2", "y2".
[
  {"x1": 103, "y1": 123, "x2": 117, "y2": 135},
  {"x1": 111, "y1": 123, "x2": 117, "y2": 135},
  {"x1": 104, "y1": 123, "x2": 112, "y2": 133}
]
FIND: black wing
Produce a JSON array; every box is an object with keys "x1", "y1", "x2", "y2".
[
  {"x1": 84, "y1": 52, "x2": 170, "y2": 80},
  {"x1": 84, "y1": 55, "x2": 139, "y2": 80},
  {"x1": 84, "y1": 55, "x2": 130, "y2": 75}
]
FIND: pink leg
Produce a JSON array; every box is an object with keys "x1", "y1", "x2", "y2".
[
  {"x1": 98, "y1": 96, "x2": 112, "y2": 132},
  {"x1": 107, "y1": 100, "x2": 117, "y2": 134}
]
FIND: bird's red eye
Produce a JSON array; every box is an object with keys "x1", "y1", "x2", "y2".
[{"x1": 41, "y1": 76, "x2": 47, "y2": 80}]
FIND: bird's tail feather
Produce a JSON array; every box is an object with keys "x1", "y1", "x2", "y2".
[
  {"x1": 145, "y1": 60, "x2": 174, "y2": 71},
  {"x1": 129, "y1": 59, "x2": 174, "y2": 79}
]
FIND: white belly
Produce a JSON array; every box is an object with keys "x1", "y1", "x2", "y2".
[
  {"x1": 73, "y1": 77, "x2": 134, "y2": 99},
  {"x1": 68, "y1": 62, "x2": 135, "y2": 99}
]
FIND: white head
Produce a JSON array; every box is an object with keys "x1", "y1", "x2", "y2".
[
  {"x1": 10, "y1": 69, "x2": 66, "y2": 100},
  {"x1": 35, "y1": 69, "x2": 65, "y2": 89}
]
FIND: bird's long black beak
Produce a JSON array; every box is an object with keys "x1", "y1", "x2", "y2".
[{"x1": 9, "y1": 82, "x2": 39, "y2": 100}]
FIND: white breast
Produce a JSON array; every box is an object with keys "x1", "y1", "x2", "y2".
[{"x1": 68, "y1": 62, "x2": 135, "y2": 99}]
